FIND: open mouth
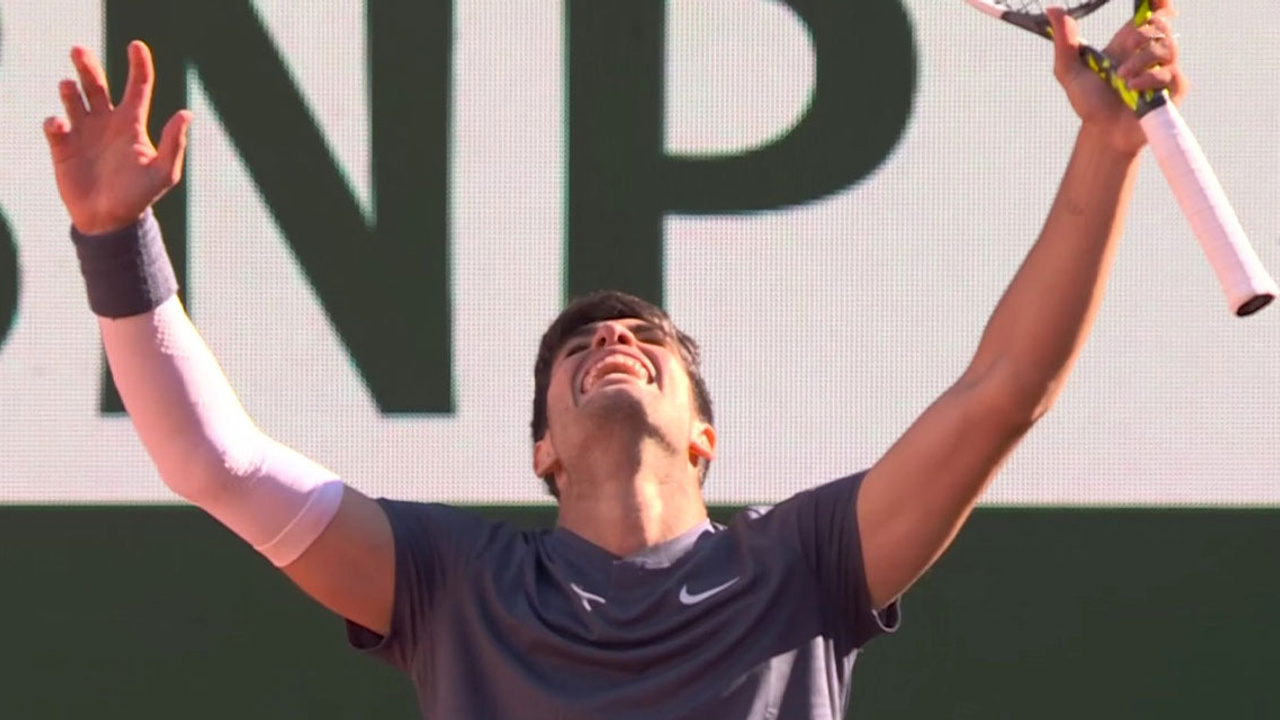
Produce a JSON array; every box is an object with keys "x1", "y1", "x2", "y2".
[{"x1": 579, "y1": 353, "x2": 654, "y2": 395}]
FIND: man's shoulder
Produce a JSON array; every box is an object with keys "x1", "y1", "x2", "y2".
[
  {"x1": 727, "y1": 470, "x2": 870, "y2": 523},
  {"x1": 376, "y1": 498, "x2": 542, "y2": 560}
]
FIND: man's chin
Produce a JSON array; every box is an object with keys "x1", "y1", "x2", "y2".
[
  {"x1": 579, "y1": 384, "x2": 647, "y2": 411},
  {"x1": 579, "y1": 386, "x2": 661, "y2": 427},
  {"x1": 568, "y1": 386, "x2": 680, "y2": 453},
  {"x1": 577, "y1": 379, "x2": 651, "y2": 404},
  {"x1": 572, "y1": 390, "x2": 681, "y2": 455}
]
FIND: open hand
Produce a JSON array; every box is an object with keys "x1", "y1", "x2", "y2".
[
  {"x1": 1050, "y1": 0, "x2": 1186, "y2": 155},
  {"x1": 43, "y1": 41, "x2": 191, "y2": 236}
]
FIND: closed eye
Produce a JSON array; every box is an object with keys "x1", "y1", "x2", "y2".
[{"x1": 635, "y1": 328, "x2": 671, "y2": 348}]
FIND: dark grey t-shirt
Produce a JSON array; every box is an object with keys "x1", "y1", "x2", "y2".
[{"x1": 347, "y1": 472, "x2": 899, "y2": 719}]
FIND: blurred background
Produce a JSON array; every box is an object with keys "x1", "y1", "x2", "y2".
[{"x1": 1, "y1": 1, "x2": 1277, "y2": 717}]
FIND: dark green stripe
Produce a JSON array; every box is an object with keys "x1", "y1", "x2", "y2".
[{"x1": 2, "y1": 506, "x2": 1276, "y2": 718}]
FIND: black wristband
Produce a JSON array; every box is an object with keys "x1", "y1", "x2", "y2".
[{"x1": 70, "y1": 209, "x2": 179, "y2": 318}]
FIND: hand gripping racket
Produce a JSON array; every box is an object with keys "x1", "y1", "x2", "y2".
[{"x1": 966, "y1": 0, "x2": 1277, "y2": 316}]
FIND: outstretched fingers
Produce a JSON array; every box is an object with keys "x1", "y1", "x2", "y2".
[
  {"x1": 57, "y1": 79, "x2": 87, "y2": 126},
  {"x1": 47, "y1": 79, "x2": 80, "y2": 158},
  {"x1": 42, "y1": 115, "x2": 72, "y2": 156},
  {"x1": 70, "y1": 46, "x2": 112, "y2": 113},
  {"x1": 119, "y1": 41, "x2": 156, "y2": 128}
]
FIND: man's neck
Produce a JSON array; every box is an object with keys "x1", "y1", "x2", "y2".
[{"x1": 555, "y1": 461, "x2": 708, "y2": 558}]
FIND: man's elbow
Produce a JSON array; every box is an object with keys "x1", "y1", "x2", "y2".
[
  {"x1": 956, "y1": 367, "x2": 1064, "y2": 432},
  {"x1": 148, "y1": 431, "x2": 266, "y2": 506}
]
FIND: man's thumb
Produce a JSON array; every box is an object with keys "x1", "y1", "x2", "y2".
[
  {"x1": 156, "y1": 110, "x2": 193, "y2": 186},
  {"x1": 1046, "y1": 7, "x2": 1081, "y2": 72}
]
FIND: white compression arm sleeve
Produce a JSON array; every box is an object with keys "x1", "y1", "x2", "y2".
[{"x1": 100, "y1": 296, "x2": 344, "y2": 567}]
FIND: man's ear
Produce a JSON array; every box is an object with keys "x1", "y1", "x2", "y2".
[
  {"x1": 533, "y1": 436, "x2": 561, "y2": 479},
  {"x1": 689, "y1": 422, "x2": 716, "y2": 466}
]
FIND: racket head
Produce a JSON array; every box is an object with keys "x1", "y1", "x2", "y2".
[{"x1": 964, "y1": 0, "x2": 1114, "y2": 38}]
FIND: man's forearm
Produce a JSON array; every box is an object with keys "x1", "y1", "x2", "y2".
[
  {"x1": 964, "y1": 127, "x2": 1140, "y2": 416},
  {"x1": 82, "y1": 214, "x2": 344, "y2": 567},
  {"x1": 855, "y1": 129, "x2": 1141, "y2": 608}
]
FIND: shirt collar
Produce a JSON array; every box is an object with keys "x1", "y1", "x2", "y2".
[{"x1": 552, "y1": 518, "x2": 718, "y2": 570}]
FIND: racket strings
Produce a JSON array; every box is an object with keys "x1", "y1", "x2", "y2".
[
  {"x1": 994, "y1": 0, "x2": 1103, "y2": 15},
  {"x1": 995, "y1": 1, "x2": 1046, "y2": 12}
]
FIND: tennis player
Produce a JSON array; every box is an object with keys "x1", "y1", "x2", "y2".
[{"x1": 45, "y1": 4, "x2": 1182, "y2": 718}]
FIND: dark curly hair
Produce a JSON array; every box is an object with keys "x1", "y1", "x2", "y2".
[{"x1": 531, "y1": 291, "x2": 714, "y2": 497}]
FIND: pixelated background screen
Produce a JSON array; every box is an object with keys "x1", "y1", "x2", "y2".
[{"x1": 0, "y1": 0, "x2": 1277, "y2": 505}]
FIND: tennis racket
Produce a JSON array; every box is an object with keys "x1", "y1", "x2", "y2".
[{"x1": 966, "y1": 0, "x2": 1277, "y2": 316}]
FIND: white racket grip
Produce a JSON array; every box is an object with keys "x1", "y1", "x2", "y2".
[{"x1": 1139, "y1": 104, "x2": 1278, "y2": 315}]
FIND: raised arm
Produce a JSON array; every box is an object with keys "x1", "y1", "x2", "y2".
[
  {"x1": 45, "y1": 41, "x2": 396, "y2": 634},
  {"x1": 856, "y1": 3, "x2": 1184, "y2": 609}
]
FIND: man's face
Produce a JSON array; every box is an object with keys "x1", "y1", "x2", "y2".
[{"x1": 533, "y1": 317, "x2": 714, "y2": 482}]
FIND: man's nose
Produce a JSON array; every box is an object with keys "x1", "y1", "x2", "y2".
[{"x1": 592, "y1": 322, "x2": 637, "y2": 348}]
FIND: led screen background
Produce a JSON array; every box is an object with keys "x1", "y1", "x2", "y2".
[{"x1": 0, "y1": 0, "x2": 1276, "y2": 505}]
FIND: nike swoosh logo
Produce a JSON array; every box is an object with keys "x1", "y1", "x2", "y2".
[
  {"x1": 570, "y1": 582, "x2": 607, "y2": 612},
  {"x1": 679, "y1": 577, "x2": 740, "y2": 606}
]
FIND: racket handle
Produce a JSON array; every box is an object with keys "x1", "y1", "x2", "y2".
[{"x1": 1139, "y1": 103, "x2": 1278, "y2": 316}]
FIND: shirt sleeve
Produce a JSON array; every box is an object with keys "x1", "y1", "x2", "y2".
[
  {"x1": 744, "y1": 471, "x2": 901, "y2": 652},
  {"x1": 345, "y1": 499, "x2": 497, "y2": 671}
]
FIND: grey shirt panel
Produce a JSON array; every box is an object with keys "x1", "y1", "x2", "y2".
[{"x1": 347, "y1": 472, "x2": 899, "y2": 719}]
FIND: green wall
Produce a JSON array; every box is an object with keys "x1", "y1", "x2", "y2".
[{"x1": 2, "y1": 506, "x2": 1277, "y2": 718}]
